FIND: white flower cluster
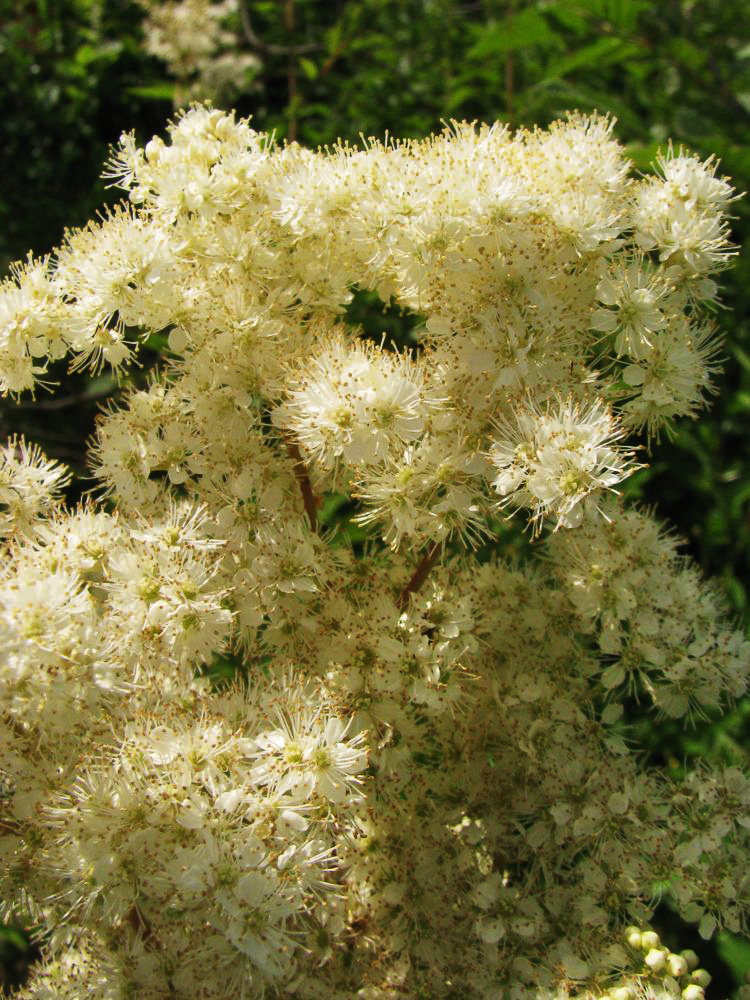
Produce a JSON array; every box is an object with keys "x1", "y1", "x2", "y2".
[
  {"x1": 546, "y1": 503, "x2": 749, "y2": 718},
  {"x1": 0, "y1": 108, "x2": 748, "y2": 998},
  {"x1": 137, "y1": 0, "x2": 261, "y2": 106},
  {"x1": 489, "y1": 398, "x2": 634, "y2": 530},
  {"x1": 274, "y1": 334, "x2": 443, "y2": 471},
  {"x1": 526, "y1": 924, "x2": 731, "y2": 1000}
]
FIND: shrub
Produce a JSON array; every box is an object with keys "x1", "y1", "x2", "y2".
[{"x1": 0, "y1": 107, "x2": 748, "y2": 999}]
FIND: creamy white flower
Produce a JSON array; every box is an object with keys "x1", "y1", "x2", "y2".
[
  {"x1": 0, "y1": 437, "x2": 70, "y2": 539},
  {"x1": 489, "y1": 398, "x2": 636, "y2": 530},
  {"x1": 274, "y1": 333, "x2": 442, "y2": 469},
  {"x1": 657, "y1": 148, "x2": 736, "y2": 213},
  {"x1": 252, "y1": 709, "x2": 367, "y2": 804},
  {"x1": 590, "y1": 259, "x2": 668, "y2": 358}
]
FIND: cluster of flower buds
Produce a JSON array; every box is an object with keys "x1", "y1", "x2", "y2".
[{"x1": 603, "y1": 926, "x2": 713, "y2": 1000}]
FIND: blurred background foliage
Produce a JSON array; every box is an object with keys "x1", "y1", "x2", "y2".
[{"x1": 2, "y1": 0, "x2": 750, "y2": 995}]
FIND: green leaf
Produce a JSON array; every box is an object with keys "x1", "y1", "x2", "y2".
[
  {"x1": 625, "y1": 140, "x2": 664, "y2": 171},
  {"x1": 589, "y1": 0, "x2": 649, "y2": 32},
  {"x1": 126, "y1": 83, "x2": 176, "y2": 101},
  {"x1": 729, "y1": 479, "x2": 750, "y2": 519},
  {"x1": 0, "y1": 925, "x2": 30, "y2": 950},
  {"x1": 732, "y1": 344, "x2": 750, "y2": 374},
  {"x1": 724, "y1": 575, "x2": 747, "y2": 617},
  {"x1": 444, "y1": 85, "x2": 477, "y2": 115},
  {"x1": 324, "y1": 19, "x2": 344, "y2": 54},
  {"x1": 73, "y1": 40, "x2": 122, "y2": 70},
  {"x1": 728, "y1": 390, "x2": 750, "y2": 414},
  {"x1": 667, "y1": 38, "x2": 708, "y2": 72},
  {"x1": 299, "y1": 57, "x2": 318, "y2": 80},
  {"x1": 467, "y1": 9, "x2": 556, "y2": 60},
  {"x1": 318, "y1": 492, "x2": 351, "y2": 527},
  {"x1": 546, "y1": 3, "x2": 588, "y2": 33},
  {"x1": 541, "y1": 36, "x2": 631, "y2": 81},
  {"x1": 141, "y1": 331, "x2": 170, "y2": 353},
  {"x1": 716, "y1": 930, "x2": 750, "y2": 984}
]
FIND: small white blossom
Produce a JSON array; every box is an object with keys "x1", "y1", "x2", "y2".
[
  {"x1": 489, "y1": 398, "x2": 636, "y2": 530},
  {"x1": 275, "y1": 333, "x2": 443, "y2": 469}
]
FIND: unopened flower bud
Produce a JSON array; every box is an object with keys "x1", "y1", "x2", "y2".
[
  {"x1": 611, "y1": 988, "x2": 634, "y2": 1000},
  {"x1": 681, "y1": 950, "x2": 699, "y2": 971},
  {"x1": 682, "y1": 986, "x2": 704, "y2": 1000},
  {"x1": 690, "y1": 969, "x2": 711, "y2": 988},
  {"x1": 624, "y1": 926, "x2": 642, "y2": 949},
  {"x1": 667, "y1": 953, "x2": 689, "y2": 977},
  {"x1": 641, "y1": 930, "x2": 660, "y2": 950},
  {"x1": 645, "y1": 948, "x2": 667, "y2": 971},
  {"x1": 145, "y1": 137, "x2": 163, "y2": 163}
]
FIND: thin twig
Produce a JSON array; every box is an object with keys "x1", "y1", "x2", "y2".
[
  {"x1": 285, "y1": 438, "x2": 318, "y2": 532},
  {"x1": 126, "y1": 902, "x2": 152, "y2": 938},
  {"x1": 397, "y1": 541, "x2": 442, "y2": 611}
]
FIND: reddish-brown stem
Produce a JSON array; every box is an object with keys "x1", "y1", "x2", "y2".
[
  {"x1": 397, "y1": 541, "x2": 442, "y2": 611},
  {"x1": 126, "y1": 903, "x2": 151, "y2": 938},
  {"x1": 285, "y1": 438, "x2": 318, "y2": 532}
]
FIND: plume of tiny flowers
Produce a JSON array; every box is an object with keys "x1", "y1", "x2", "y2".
[
  {"x1": 488, "y1": 397, "x2": 637, "y2": 531},
  {"x1": 0, "y1": 107, "x2": 746, "y2": 1000},
  {"x1": 273, "y1": 332, "x2": 444, "y2": 473},
  {"x1": 0, "y1": 436, "x2": 70, "y2": 539}
]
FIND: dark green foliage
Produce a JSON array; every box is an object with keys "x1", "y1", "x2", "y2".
[
  {"x1": 0, "y1": 926, "x2": 38, "y2": 994},
  {"x1": 0, "y1": 0, "x2": 171, "y2": 270}
]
